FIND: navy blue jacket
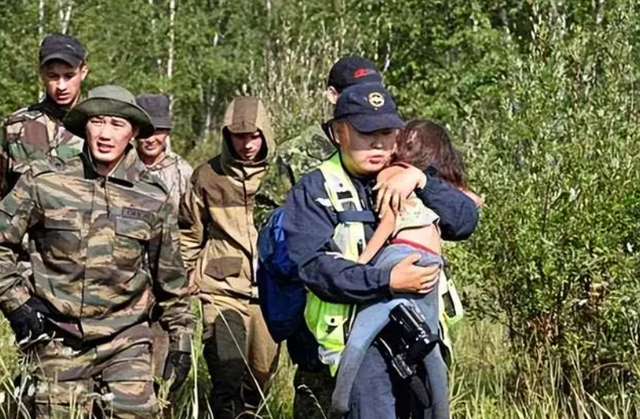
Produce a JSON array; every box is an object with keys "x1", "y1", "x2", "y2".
[{"x1": 282, "y1": 163, "x2": 478, "y2": 305}]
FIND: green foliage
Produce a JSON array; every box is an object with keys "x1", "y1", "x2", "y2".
[
  {"x1": 1, "y1": 0, "x2": 640, "y2": 415},
  {"x1": 443, "y1": 0, "x2": 640, "y2": 397}
]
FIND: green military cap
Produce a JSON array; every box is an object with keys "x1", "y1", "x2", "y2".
[{"x1": 64, "y1": 85, "x2": 155, "y2": 139}]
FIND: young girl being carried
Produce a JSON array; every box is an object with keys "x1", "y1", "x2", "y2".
[
  {"x1": 332, "y1": 119, "x2": 481, "y2": 418},
  {"x1": 363, "y1": 119, "x2": 482, "y2": 264}
]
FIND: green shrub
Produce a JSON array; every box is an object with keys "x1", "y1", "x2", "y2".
[{"x1": 441, "y1": 1, "x2": 640, "y2": 397}]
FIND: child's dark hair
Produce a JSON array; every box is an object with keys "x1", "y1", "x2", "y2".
[{"x1": 394, "y1": 120, "x2": 467, "y2": 189}]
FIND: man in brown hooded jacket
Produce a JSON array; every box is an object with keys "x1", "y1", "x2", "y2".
[{"x1": 179, "y1": 97, "x2": 278, "y2": 418}]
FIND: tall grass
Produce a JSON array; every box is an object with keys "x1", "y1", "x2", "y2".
[
  {"x1": 3, "y1": 316, "x2": 638, "y2": 418},
  {"x1": 449, "y1": 320, "x2": 640, "y2": 419}
]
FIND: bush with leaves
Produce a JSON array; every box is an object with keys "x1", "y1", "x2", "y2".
[{"x1": 437, "y1": 1, "x2": 640, "y2": 397}]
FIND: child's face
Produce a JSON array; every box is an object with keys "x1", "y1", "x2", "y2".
[{"x1": 338, "y1": 122, "x2": 398, "y2": 177}]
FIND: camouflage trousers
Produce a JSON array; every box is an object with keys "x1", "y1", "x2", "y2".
[
  {"x1": 26, "y1": 323, "x2": 158, "y2": 419},
  {"x1": 200, "y1": 294, "x2": 279, "y2": 419},
  {"x1": 150, "y1": 321, "x2": 170, "y2": 379}
]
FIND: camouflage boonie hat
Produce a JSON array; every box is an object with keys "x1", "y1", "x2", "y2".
[{"x1": 64, "y1": 85, "x2": 154, "y2": 139}]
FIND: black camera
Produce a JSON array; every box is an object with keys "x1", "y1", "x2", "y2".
[{"x1": 374, "y1": 302, "x2": 440, "y2": 407}]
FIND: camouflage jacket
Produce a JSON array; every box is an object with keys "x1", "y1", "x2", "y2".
[
  {"x1": 142, "y1": 151, "x2": 193, "y2": 209},
  {"x1": 253, "y1": 123, "x2": 336, "y2": 228},
  {"x1": 1, "y1": 97, "x2": 84, "y2": 197},
  {"x1": 0, "y1": 147, "x2": 194, "y2": 351}
]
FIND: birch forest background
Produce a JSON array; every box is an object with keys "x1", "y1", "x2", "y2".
[{"x1": 2, "y1": 0, "x2": 640, "y2": 418}]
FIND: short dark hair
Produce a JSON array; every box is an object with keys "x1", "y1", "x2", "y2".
[{"x1": 394, "y1": 120, "x2": 467, "y2": 188}]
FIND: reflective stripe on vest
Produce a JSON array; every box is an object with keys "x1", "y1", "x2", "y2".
[
  {"x1": 304, "y1": 153, "x2": 364, "y2": 375},
  {"x1": 438, "y1": 270, "x2": 464, "y2": 360}
]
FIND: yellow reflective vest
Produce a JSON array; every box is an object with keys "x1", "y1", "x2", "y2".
[{"x1": 304, "y1": 153, "x2": 464, "y2": 374}]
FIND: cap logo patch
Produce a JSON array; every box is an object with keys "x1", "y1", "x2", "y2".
[
  {"x1": 368, "y1": 92, "x2": 385, "y2": 108},
  {"x1": 354, "y1": 68, "x2": 375, "y2": 78}
]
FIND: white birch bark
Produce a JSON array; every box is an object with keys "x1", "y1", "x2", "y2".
[
  {"x1": 149, "y1": 0, "x2": 162, "y2": 69},
  {"x1": 595, "y1": 0, "x2": 605, "y2": 25},
  {"x1": 38, "y1": 0, "x2": 47, "y2": 101},
  {"x1": 57, "y1": 0, "x2": 73, "y2": 34},
  {"x1": 38, "y1": 0, "x2": 45, "y2": 38},
  {"x1": 168, "y1": 0, "x2": 176, "y2": 104}
]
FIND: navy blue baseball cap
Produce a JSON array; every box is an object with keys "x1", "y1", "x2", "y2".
[
  {"x1": 334, "y1": 83, "x2": 404, "y2": 134},
  {"x1": 39, "y1": 34, "x2": 86, "y2": 67},
  {"x1": 327, "y1": 56, "x2": 382, "y2": 91}
]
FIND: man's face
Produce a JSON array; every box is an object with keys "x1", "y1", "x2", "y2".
[
  {"x1": 136, "y1": 129, "x2": 169, "y2": 160},
  {"x1": 40, "y1": 61, "x2": 88, "y2": 107},
  {"x1": 338, "y1": 122, "x2": 397, "y2": 177},
  {"x1": 229, "y1": 131, "x2": 264, "y2": 161},
  {"x1": 86, "y1": 116, "x2": 137, "y2": 168}
]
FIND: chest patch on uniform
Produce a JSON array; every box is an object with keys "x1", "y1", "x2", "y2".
[
  {"x1": 122, "y1": 208, "x2": 155, "y2": 223},
  {"x1": 23, "y1": 120, "x2": 50, "y2": 150}
]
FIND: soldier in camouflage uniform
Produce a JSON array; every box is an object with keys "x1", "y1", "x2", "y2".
[
  {"x1": 0, "y1": 85, "x2": 195, "y2": 419},
  {"x1": 135, "y1": 93, "x2": 194, "y2": 380},
  {"x1": 253, "y1": 56, "x2": 383, "y2": 228},
  {"x1": 1, "y1": 33, "x2": 88, "y2": 198},
  {"x1": 135, "y1": 94, "x2": 193, "y2": 209}
]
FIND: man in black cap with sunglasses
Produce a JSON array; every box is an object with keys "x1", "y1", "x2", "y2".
[{"x1": 1, "y1": 33, "x2": 88, "y2": 198}]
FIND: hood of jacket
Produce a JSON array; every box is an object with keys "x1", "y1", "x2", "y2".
[{"x1": 220, "y1": 97, "x2": 274, "y2": 181}]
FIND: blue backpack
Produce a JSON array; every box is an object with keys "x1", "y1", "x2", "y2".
[{"x1": 257, "y1": 207, "x2": 307, "y2": 343}]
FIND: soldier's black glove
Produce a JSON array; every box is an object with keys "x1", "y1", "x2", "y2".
[
  {"x1": 6, "y1": 299, "x2": 46, "y2": 347},
  {"x1": 163, "y1": 350, "x2": 192, "y2": 391}
]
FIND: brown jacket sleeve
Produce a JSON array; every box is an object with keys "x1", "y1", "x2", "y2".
[
  {"x1": 151, "y1": 198, "x2": 195, "y2": 352},
  {"x1": 178, "y1": 183, "x2": 209, "y2": 276}
]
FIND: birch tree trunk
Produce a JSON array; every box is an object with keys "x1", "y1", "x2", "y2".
[
  {"x1": 148, "y1": 0, "x2": 162, "y2": 69},
  {"x1": 57, "y1": 0, "x2": 73, "y2": 34},
  {"x1": 168, "y1": 0, "x2": 175, "y2": 109},
  {"x1": 595, "y1": 0, "x2": 605, "y2": 25},
  {"x1": 165, "y1": 0, "x2": 176, "y2": 151},
  {"x1": 38, "y1": 0, "x2": 45, "y2": 38},
  {"x1": 38, "y1": 0, "x2": 47, "y2": 102}
]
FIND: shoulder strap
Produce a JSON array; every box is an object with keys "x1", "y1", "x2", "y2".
[
  {"x1": 319, "y1": 154, "x2": 374, "y2": 222},
  {"x1": 319, "y1": 153, "x2": 361, "y2": 212},
  {"x1": 337, "y1": 210, "x2": 375, "y2": 224},
  {"x1": 318, "y1": 153, "x2": 369, "y2": 261}
]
